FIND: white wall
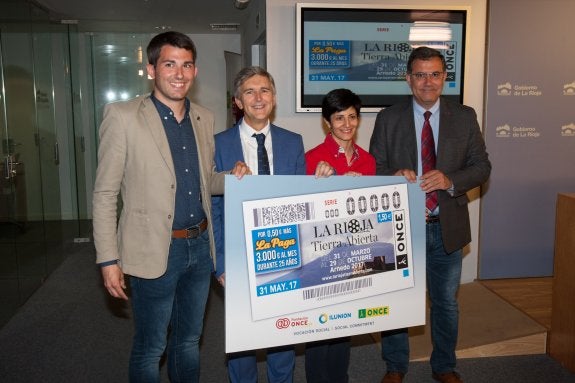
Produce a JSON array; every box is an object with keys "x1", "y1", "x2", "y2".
[
  {"x1": 240, "y1": 0, "x2": 266, "y2": 67},
  {"x1": 266, "y1": 0, "x2": 487, "y2": 283},
  {"x1": 188, "y1": 34, "x2": 242, "y2": 133}
]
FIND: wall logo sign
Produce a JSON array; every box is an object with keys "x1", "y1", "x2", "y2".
[
  {"x1": 561, "y1": 123, "x2": 575, "y2": 136},
  {"x1": 496, "y1": 124, "x2": 511, "y2": 137},
  {"x1": 563, "y1": 81, "x2": 575, "y2": 96},
  {"x1": 496, "y1": 82, "x2": 542, "y2": 96},
  {"x1": 496, "y1": 124, "x2": 540, "y2": 138},
  {"x1": 497, "y1": 82, "x2": 512, "y2": 96}
]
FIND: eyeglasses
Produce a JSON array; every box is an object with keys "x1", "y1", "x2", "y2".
[{"x1": 410, "y1": 72, "x2": 444, "y2": 81}]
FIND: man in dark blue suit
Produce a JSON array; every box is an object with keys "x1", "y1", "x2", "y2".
[
  {"x1": 212, "y1": 66, "x2": 320, "y2": 383},
  {"x1": 369, "y1": 47, "x2": 491, "y2": 383}
]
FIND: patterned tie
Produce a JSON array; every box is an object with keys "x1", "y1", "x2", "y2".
[
  {"x1": 253, "y1": 133, "x2": 270, "y2": 175},
  {"x1": 421, "y1": 111, "x2": 438, "y2": 212}
]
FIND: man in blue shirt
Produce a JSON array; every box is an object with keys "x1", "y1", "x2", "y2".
[{"x1": 93, "y1": 31, "x2": 248, "y2": 382}]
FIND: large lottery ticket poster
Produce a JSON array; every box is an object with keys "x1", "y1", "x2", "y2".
[{"x1": 225, "y1": 176, "x2": 425, "y2": 353}]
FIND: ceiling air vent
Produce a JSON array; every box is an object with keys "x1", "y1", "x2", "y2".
[{"x1": 210, "y1": 23, "x2": 240, "y2": 31}]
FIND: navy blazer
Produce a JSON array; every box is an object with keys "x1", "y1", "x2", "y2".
[
  {"x1": 369, "y1": 96, "x2": 491, "y2": 253},
  {"x1": 211, "y1": 121, "x2": 306, "y2": 276}
]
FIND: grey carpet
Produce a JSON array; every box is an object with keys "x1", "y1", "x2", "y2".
[{"x1": 0, "y1": 243, "x2": 574, "y2": 383}]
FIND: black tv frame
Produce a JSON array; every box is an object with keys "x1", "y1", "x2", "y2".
[{"x1": 296, "y1": 4, "x2": 468, "y2": 112}]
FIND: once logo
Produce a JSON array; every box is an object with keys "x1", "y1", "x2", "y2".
[
  {"x1": 358, "y1": 306, "x2": 390, "y2": 318},
  {"x1": 275, "y1": 318, "x2": 291, "y2": 329}
]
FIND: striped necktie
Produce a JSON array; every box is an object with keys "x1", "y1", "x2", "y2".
[{"x1": 421, "y1": 111, "x2": 438, "y2": 212}]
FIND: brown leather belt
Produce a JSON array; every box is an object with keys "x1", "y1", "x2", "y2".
[
  {"x1": 426, "y1": 215, "x2": 440, "y2": 224},
  {"x1": 172, "y1": 218, "x2": 208, "y2": 239}
]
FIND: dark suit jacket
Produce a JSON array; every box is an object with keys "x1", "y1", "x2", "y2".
[
  {"x1": 369, "y1": 96, "x2": 491, "y2": 253},
  {"x1": 211, "y1": 121, "x2": 306, "y2": 276}
]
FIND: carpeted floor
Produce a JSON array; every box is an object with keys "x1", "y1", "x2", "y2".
[{"x1": 0, "y1": 243, "x2": 573, "y2": 383}]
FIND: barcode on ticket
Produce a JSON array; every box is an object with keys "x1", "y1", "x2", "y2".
[
  {"x1": 252, "y1": 202, "x2": 315, "y2": 227},
  {"x1": 302, "y1": 277, "x2": 373, "y2": 300}
]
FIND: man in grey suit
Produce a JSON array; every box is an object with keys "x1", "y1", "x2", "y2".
[
  {"x1": 92, "y1": 31, "x2": 248, "y2": 382},
  {"x1": 369, "y1": 47, "x2": 491, "y2": 383}
]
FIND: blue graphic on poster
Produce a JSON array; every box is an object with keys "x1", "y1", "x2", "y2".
[{"x1": 243, "y1": 184, "x2": 414, "y2": 321}]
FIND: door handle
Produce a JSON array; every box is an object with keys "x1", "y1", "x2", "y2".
[
  {"x1": 4, "y1": 155, "x2": 20, "y2": 179},
  {"x1": 3, "y1": 156, "x2": 8, "y2": 180},
  {"x1": 54, "y1": 142, "x2": 60, "y2": 165}
]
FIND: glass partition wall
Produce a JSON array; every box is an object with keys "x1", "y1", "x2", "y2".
[
  {"x1": 0, "y1": 0, "x2": 156, "y2": 328},
  {"x1": 0, "y1": 2, "x2": 92, "y2": 328}
]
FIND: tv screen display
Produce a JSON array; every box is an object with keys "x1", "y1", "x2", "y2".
[{"x1": 296, "y1": 4, "x2": 468, "y2": 112}]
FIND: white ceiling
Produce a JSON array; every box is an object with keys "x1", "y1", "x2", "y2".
[{"x1": 34, "y1": 0, "x2": 252, "y2": 33}]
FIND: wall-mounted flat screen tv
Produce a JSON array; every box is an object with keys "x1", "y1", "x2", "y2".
[{"x1": 296, "y1": 4, "x2": 468, "y2": 112}]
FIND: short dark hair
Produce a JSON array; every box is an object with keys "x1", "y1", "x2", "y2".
[
  {"x1": 233, "y1": 66, "x2": 276, "y2": 99},
  {"x1": 321, "y1": 88, "x2": 362, "y2": 121},
  {"x1": 146, "y1": 31, "x2": 197, "y2": 67},
  {"x1": 406, "y1": 46, "x2": 447, "y2": 73}
]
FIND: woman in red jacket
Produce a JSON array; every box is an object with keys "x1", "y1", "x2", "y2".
[
  {"x1": 306, "y1": 88, "x2": 375, "y2": 177},
  {"x1": 304, "y1": 88, "x2": 375, "y2": 383}
]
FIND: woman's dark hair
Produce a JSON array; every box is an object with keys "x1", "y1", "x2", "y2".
[
  {"x1": 321, "y1": 88, "x2": 362, "y2": 121},
  {"x1": 147, "y1": 31, "x2": 197, "y2": 67}
]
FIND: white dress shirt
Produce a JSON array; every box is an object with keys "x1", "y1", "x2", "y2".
[{"x1": 239, "y1": 119, "x2": 274, "y2": 175}]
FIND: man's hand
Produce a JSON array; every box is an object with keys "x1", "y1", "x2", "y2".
[
  {"x1": 231, "y1": 161, "x2": 251, "y2": 179},
  {"x1": 101, "y1": 264, "x2": 129, "y2": 300},
  {"x1": 395, "y1": 168, "x2": 417, "y2": 183},
  {"x1": 313, "y1": 161, "x2": 336, "y2": 178},
  {"x1": 420, "y1": 169, "x2": 452, "y2": 192},
  {"x1": 217, "y1": 273, "x2": 225, "y2": 287}
]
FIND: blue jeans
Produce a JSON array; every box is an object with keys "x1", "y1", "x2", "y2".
[
  {"x1": 227, "y1": 346, "x2": 295, "y2": 383},
  {"x1": 128, "y1": 231, "x2": 212, "y2": 383},
  {"x1": 305, "y1": 337, "x2": 351, "y2": 383},
  {"x1": 381, "y1": 221, "x2": 462, "y2": 374}
]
